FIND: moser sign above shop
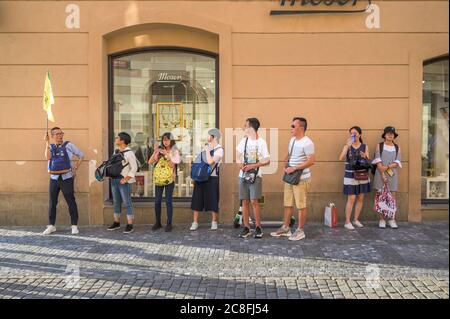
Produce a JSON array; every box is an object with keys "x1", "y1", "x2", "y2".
[
  {"x1": 158, "y1": 73, "x2": 183, "y2": 82},
  {"x1": 270, "y1": 0, "x2": 372, "y2": 15},
  {"x1": 151, "y1": 71, "x2": 188, "y2": 82}
]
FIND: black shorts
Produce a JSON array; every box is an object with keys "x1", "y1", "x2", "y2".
[{"x1": 190, "y1": 176, "x2": 220, "y2": 213}]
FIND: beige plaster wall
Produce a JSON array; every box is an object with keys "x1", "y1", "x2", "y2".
[{"x1": 0, "y1": 1, "x2": 448, "y2": 225}]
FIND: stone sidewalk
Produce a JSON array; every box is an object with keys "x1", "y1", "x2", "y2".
[{"x1": 0, "y1": 222, "x2": 448, "y2": 299}]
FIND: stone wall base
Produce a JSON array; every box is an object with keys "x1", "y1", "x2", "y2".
[{"x1": 0, "y1": 192, "x2": 424, "y2": 226}]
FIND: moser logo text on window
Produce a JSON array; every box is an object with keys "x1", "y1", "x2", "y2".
[{"x1": 270, "y1": 0, "x2": 372, "y2": 15}]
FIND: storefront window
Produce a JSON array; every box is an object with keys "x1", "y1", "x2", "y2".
[
  {"x1": 422, "y1": 56, "x2": 449, "y2": 203},
  {"x1": 110, "y1": 49, "x2": 217, "y2": 200}
]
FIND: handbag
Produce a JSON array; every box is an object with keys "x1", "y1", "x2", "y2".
[
  {"x1": 354, "y1": 170, "x2": 369, "y2": 181},
  {"x1": 374, "y1": 181, "x2": 397, "y2": 219},
  {"x1": 242, "y1": 138, "x2": 259, "y2": 184},
  {"x1": 282, "y1": 139, "x2": 303, "y2": 185},
  {"x1": 348, "y1": 147, "x2": 369, "y2": 181}
]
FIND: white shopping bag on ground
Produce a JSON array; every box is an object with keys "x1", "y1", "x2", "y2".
[{"x1": 324, "y1": 203, "x2": 338, "y2": 228}]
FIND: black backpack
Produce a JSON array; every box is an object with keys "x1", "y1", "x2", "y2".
[
  {"x1": 370, "y1": 142, "x2": 399, "y2": 175},
  {"x1": 95, "y1": 150, "x2": 130, "y2": 181}
]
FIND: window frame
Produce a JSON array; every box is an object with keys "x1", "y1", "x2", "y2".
[
  {"x1": 421, "y1": 55, "x2": 449, "y2": 206},
  {"x1": 108, "y1": 46, "x2": 220, "y2": 202}
]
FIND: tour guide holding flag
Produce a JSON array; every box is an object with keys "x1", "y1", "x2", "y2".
[{"x1": 42, "y1": 72, "x2": 84, "y2": 236}]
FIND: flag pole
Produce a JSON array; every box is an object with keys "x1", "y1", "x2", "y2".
[{"x1": 45, "y1": 71, "x2": 49, "y2": 138}]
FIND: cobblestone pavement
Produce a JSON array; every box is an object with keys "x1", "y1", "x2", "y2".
[{"x1": 0, "y1": 222, "x2": 448, "y2": 299}]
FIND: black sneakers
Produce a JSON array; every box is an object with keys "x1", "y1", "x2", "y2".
[
  {"x1": 165, "y1": 224, "x2": 173, "y2": 232},
  {"x1": 254, "y1": 226, "x2": 263, "y2": 239},
  {"x1": 123, "y1": 224, "x2": 134, "y2": 234},
  {"x1": 151, "y1": 222, "x2": 162, "y2": 231},
  {"x1": 107, "y1": 222, "x2": 133, "y2": 233},
  {"x1": 239, "y1": 226, "x2": 263, "y2": 239},
  {"x1": 239, "y1": 227, "x2": 251, "y2": 238},
  {"x1": 107, "y1": 222, "x2": 120, "y2": 231}
]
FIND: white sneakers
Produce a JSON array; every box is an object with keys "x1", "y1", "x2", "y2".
[
  {"x1": 270, "y1": 226, "x2": 305, "y2": 241},
  {"x1": 345, "y1": 219, "x2": 398, "y2": 229},
  {"x1": 71, "y1": 225, "x2": 79, "y2": 235},
  {"x1": 42, "y1": 225, "x2": 79, "y2": 235},
  {"x1": 190, "y1": 222, "x2": 199, "y2": 231},
  {"x1": 288, "y1": 228, "x2": 306, "y2": 241},
  {"x1": 270, "y1": 225, "x2": 293, "y2": 237},
  {"x1": 379, "y1": 219, "x2": 398, "y2": 229},
  {"x1": 42, "y1": 225, "x2": 56, "y2": 235},
  {"x1": 190, "y1": 221, "x2": 219, "y2": 231},
  {"x1": 345, "y1": 220, "x2": 364, "y2": 230},
  {"x1": 353, "y1": 220, "x2": 364, "y2": 228},
  {"x1": 387, "y1": 219, "x2": 398, "y2": 229},
  {"x1": 344, "y1": 223, "x2": 355, "y2": 230}
]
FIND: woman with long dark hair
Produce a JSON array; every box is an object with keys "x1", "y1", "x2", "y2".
[
  {"x1": 148, "y1": 132, "x2": 180, "y2": 232},
  {"x1": 339, "y1": 126, "x2": 371, "y2": 230}
]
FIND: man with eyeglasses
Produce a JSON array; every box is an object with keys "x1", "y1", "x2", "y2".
[
  {"x1": 43, "y1": 127, "x2": 84, "y2": 235},
  {"x1": 270, "y1": 117, "x2": 315, "y2": 241}
]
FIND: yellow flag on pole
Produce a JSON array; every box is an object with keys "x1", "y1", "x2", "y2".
[{"x1": 43, "y1": 71, "x2": 55, "y2": 122}]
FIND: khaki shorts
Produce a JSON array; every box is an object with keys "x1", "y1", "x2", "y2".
[{"x1": 284, "y1": 180, "x2": 311, "y2": 210}]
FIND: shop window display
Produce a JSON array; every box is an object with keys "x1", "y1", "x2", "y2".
[
  {"x1": 111, "y1": 50, "x2": 217, "y2": 200},
  {"x1": 422, "y1": 57, "x2": 449, "y2": 203}
]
